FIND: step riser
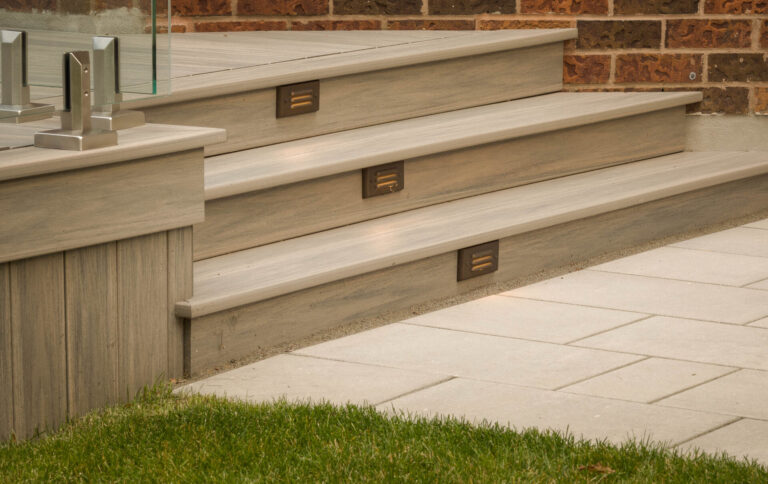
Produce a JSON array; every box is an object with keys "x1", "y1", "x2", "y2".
[
  {"x1": 194, "y1": 107, "x2": 685, "y2": 260},
  {"x1": 186, "y1": 173, "x2": 768, "y2": 375},
  {"x1": 144, "y1": 43, "x2": 564, "y2": 156}
]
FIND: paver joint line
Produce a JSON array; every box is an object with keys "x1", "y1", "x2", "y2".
[{"x1": 673, "y1": 417, "x2": 744, "y2": 448}]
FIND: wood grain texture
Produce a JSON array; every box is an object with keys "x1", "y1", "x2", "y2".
[
  {"x1": 0, "y1": 124, "x2": 224, "y2": 183},
  {"x1": 129, "y1": 30, "x2": 575, "y2": 109},
  {"x1": 65, "y1": 244, "x2": 118, "y2": 417},
  {"x1": 195, "y1": 107, "x2": 685, "y2": 260},
  {"x1": 167, "y1": 227, "x2": 193, "y2": 380},
  {"x1": 0, "y1": 263, "x2": 12, "y2": 440},
  {"x1": 117, "y1": 233, "x2": 168, "y2": 400},
  {"x1": 0, "y1": 149, "x2": 205, "y2": 264},
  {"x1": 145, "y1": 44, "x2": 565, "y2": 155},
  {"x1": 10, "y1": 253, "x2": 66, "y2": 439},
  {"x1": 180, "y1": 151, "x2": 768, "y2": 318},
  {"x1": 204, "y1": 92, "x2": 701, "y2": 199},
  {"x1": 188, "y1": 173, "x2": 768, "y2": 375}
]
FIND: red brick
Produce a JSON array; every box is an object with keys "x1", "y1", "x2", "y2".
[
  {"x1": 292, "y1": 20, "x2": 381, "y2": 30},
  {"x1": 577, "y1": 21, "x2": 661, "y2": 49},
  {"x1": 194, "y1": 21, "x2": 288, "y2": 32},
  {"x1": 95, "y1": 0, "x2": 133, "y2": 11},
  {"x1": 173, "y1": 0, "x2": 231, "y2": 16},
  {"x1": 335, "y1": 0, "x2": 422, "y2": 14},
  {"x1": 153, "y1": 24, "x2": 189, "y2": 33},
  {"x1": 614, "y1": 0, "x2": 697, "y2": 13},
  {"x1": 704, "y1": 0, "x2": 767, "y2": 13},
  {"x1": 709, "y1": 54, "x2": 768, "y2": 82},
  {"x1": 239, "y1": 0, "x2": 328, "y2": 15},
  {"x1": 666, "y1": 20, "x2": 752, "y2": 48},
  {"x1": 763, "y1": 21, "x2": 768, "y2": 48},
  {"x1": 756, "y1": 88, "x2": 768, "y2": 114},
  {"x1": 430, "y1": 0, "x2": 515, "y2": 14},
  {"x1": 688, "y1": 87, "x2": 750, "y2": 114},
  {"x1": 387, "y1": 20, "x2": 476, "y2": 30},
  {"x1": 478, "y1": 20, "x2": 572, "y2": 30},
  {"x1": 521, "y1": 0, "x2": 609, "y2": 14},
  {"x1": 615, "y1": 54, "x2": 702, "y2": 83},
  {"x1": 563, "y1": 55, "x2": 611, "y2": 84}
]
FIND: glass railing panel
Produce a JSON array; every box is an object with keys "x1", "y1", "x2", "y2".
[{"x1": 0, "y1": 0, "x2": 170, "y2": 121}]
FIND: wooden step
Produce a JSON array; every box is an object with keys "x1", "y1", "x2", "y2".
[
  {"x1": 129, "y1": 30, "x2": 575, "y2": 155},
  {"x1": 179, "y1": 151, "x2": 768, "y2": 375},
  {"x1": 195, "y1": 91, "x2": 700, "y2": 260}
]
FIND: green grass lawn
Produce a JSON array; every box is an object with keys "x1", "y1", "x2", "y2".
[{"x1": 0, "y1": 385, "x2": 765, "y2": 483}]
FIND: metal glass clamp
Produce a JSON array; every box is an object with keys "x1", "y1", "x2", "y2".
[
  {"x1": 0, "y1": 30, "x2": 55, "y2": 123},
  {"x1": 90, "y1": 36, "x2": 145, "y2": 130},
  {"x1": 34, "y1": 51, "x2": 117, "y2": 151}
]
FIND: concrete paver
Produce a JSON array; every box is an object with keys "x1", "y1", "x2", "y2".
[
  {"x1": 183, "y1": 218, "x2": 768, "y2": 466},
  {"x1": 657, "y1": 369, "x2": 768, "y2": 420},
  {"x1": 402, "y1": 295, "x2": 645, "y2": 344},
  {"x1": 560, "y1": 358, "x2": 736, "y2": 403},
  {"x1": 680, "y1": 419, "x2": 768, "y2": 464},
  {"x1": 503, "y1": 271, "x2": 768, "y2": 324},
  {"x1": 295, "y1": 323, "x2": 642, "y2": 390},
  {"x1": 379, "y1": 378, "x2": 736, "y2": 446},
  {"x1": 574, "y1": 317, "x2": 768, "y2": 370},
  {"x1": 178, "y1": 354, "x2": 447, "y2": 406},
  {"x1": 744, "y1": 218, "x2": 768, "y2": 230},
  {"x1": 748, "y1": 278, "x2": 768, "y2": 291},
  {"x1": 590, "y1": 247, "x2": 768, "y2": 286},
  {"x1": 671, "y1": 227, "x2": 768, "y2": 258}
]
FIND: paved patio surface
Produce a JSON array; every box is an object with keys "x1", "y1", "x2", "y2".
[{"x1": 181, "y1": 218, "x2": 768, "y2": 465}]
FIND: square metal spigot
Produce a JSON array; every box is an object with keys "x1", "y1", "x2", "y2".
[
  {"x1": 0, "y1": 30, "x2": 55, "y2": 123},
  {"x1": 90, "y1": 36, "x2": 145, "y2": 131},
  {"x1": 34, "y1": 51, "x2": 117, "y2": 151}
]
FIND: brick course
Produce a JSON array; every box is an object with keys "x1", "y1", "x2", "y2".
[{"x1": 16, "y1": 0, "x2": 764, "y2": 114}]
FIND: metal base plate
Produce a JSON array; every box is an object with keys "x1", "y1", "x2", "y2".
[
  {"x1": 91, "y1": 109, "x2": 145, "y2": 131},
  {"x1": 0, "y1": 103, "x2": 55, "y2": 124},
  {"x1": 34, "y1": 128, "x2": 117, "y2": 151}
]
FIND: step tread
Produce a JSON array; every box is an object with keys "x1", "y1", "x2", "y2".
[
  {"x1": 205, "y1": 91, "x2": 701, "y2": 200},
  {"x1": 178, "y1": 151, "x2": 768, "y2": 318},
  {"x1": 129, "y1": 29, "x2": 576, "y2": 109}
]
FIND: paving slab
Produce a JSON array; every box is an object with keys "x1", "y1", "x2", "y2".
[
  {"x1": 402, "y1": 295, "x2": 645, "y2": 344},
  {"x1": 671, "y1": 227, "x2": 768, "y2": 258},
  {"x1": 657, "y1": 369, "x2": 768, "y2": 420},
  {"x1": 748, "y1": 278, "x2": 768, "y2": 291},
  {"x1": 503, "y1": 271, "x2": 768, "y2": 324},
  {"x1": 378, "y1": 378, "x2": 736, "y2": 446},
  {"x1": 589, "y1": 247, "x2": 768, "y2": 287},
  {"x1": 560, "y1": 358, "x2": 736, "y2": 404},
  {"x1": 745, "y1": 218, "x2": 768, "y2": 230},
  {"x1": 177, "y1": 354, "x2": 448, "y2": 406},
  {"x1": 679, "y1": 419, "x2": 768, "y2": 465},
  {"x1": 575, "y1": 317, "x2": 768, "y2": 370},
  {"x1": 749, "y1": 317, "x2": 768, "y2": 328},
  {"x1": 295, "y1": 323, "x2": 642, "y2": 390}
]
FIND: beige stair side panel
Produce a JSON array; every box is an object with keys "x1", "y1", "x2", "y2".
[
  {"x1": 195, "y1": 107, "x2": 685, "y2": 260},
  {"x1": 10, "y1": 253, "x2": 67, "y2": 439},
  {"x1": 0, "y1": 263, "x2": 11, "y2": 441},
  {"x1": 65, "y1": 243, "x2": 119, "y2": 417},
  {"x1": 167, "y1": 227, "x2": 193, "y2": 379},
  {"x1": 187, "y1": 173, "x2": 768, "y2": 375},
  {"x1": 144, "y1": 44, "x2": 564, "y2": 156},
  {"x1": 0, "y1": 149, "x2": 205, "y2": 264}
]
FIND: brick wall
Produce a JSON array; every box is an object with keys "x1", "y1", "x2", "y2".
[{"x1": 6, "y1": 0, "x2": 767, "y2": 114}]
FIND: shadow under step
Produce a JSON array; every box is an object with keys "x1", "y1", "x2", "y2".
[
  {"x1": 137, "y1": 30, "x2": 575, "y2": 155},
  {"x1": 196, "y1": 91, "x2": 701, "y2": 261},
  {"x1": 179, "y1": 151, "x2": 768, "y2": 376}
]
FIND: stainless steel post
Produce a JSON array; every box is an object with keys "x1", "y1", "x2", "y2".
[
  {"x1": 0, "y1": 30, "x2": 54, "y2": 123},
  {"x1": 91, "y1": 36, "x2": 145, "y2": 130},
  {"x1": 34, "y1": 51, "x2": 117, "y2": 150}
]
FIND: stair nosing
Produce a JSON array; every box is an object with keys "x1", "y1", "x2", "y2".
[
  {"x1": 179, "y1": 151, "x2": 768, "y2": 319},
  {"x1": 204, "y1": 91, "x2": 702, "y2": 201}
]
